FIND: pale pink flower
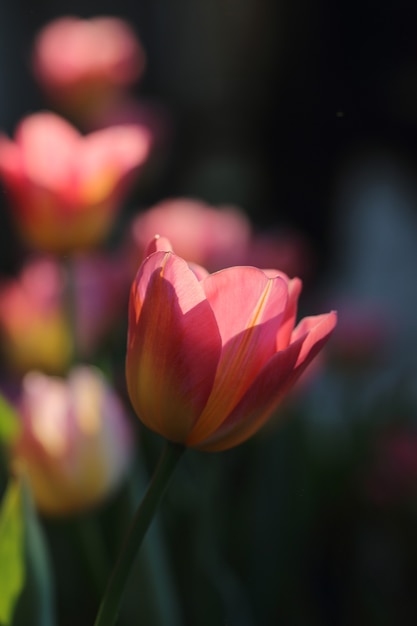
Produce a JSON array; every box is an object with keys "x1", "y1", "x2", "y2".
[{"x1": 14, "y1": 366, "x2": 133, "y2": 515}]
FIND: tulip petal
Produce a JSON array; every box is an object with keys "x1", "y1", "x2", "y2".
[
  {"x1": 197, "y1": 311, "x2": 337, "y2": 451},
  {"x1": 186, "y1": 267, "x2": 288, "y2": 446},
  {"x1": 78, "y1": 125, "x2": 151, "y2": 204},
  {"x1": 16, "y1": 113, "x2": 79, "y2": 191},
  {"x1": 126, "y1": 251, "x2": 222, "y2": 442},
  {"x1": 189, "y1": 262, "x2": 210, "y2": 281},
  {"x1": 276, "y1": 277, "x2": 302, "y2": 350},
  {"x1": 291, "y1": 311, "x2": 338, "y2": 367}
]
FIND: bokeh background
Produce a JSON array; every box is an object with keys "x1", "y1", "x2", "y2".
[{"x1": 1, "y1": 2, "x2": 417, "y2": 625}]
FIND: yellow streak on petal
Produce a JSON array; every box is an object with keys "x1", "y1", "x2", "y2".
[{"x1": 159, "y1": 252, "x2": 171, "y2": 277}]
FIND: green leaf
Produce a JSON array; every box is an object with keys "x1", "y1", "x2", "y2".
[
  {"x1": 0, "y1": 396, "x2": 20, "y2": 446},
  {"x1": 0, "y1": 480, "x2": 25, "y2": 625}
]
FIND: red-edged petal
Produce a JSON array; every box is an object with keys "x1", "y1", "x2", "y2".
[
  {"x1": 186, "y1": 267, "x2": 288, "y2": 446},
  {"x1": 197, "y1": 310, "x2": 337, "y2": 451},
  {"x1": 126, "y1": 251, "x2": 221, "y2": 442}
]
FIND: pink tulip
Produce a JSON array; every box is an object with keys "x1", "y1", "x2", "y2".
[
  {"x1": 32, "y1": 16, "x2": 145, "y2": 118},
  {"x1": 126, "y1": 237, "x2": 337, "y2": 452},
  {"x1": 0, "y1": 112, "x2": 151, "y2": 253},
  {"x1": 14, "y1": 367, "x2": 133, "y2": 515},
  {"x1": 0, "y1": 254, "x2": 130, "y2": 373},
  {"x1": 128, "y1": 197, "x2": 251, "y2": 273},
  {"x1": 0, "y1": 258, "x2": 71, "y2": 374}
]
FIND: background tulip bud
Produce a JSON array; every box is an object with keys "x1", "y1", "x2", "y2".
[
  {"x1": 13, "y1": 367, "x2": 134, "y2": 516},
  {"x1": 0, "y1": 258, "x2": 72, "y2": 374}
]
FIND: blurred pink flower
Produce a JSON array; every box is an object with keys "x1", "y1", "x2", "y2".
[
  {"x1": 0, "y1": 258, "x2": 71, "y2": 374},
  {"x1": 0, "y1": 112, "x2": 151, "y2": 253},
  {"x1": 32, "y1": 15, "x2": 145, "y2": 119},
  {"x1": 127, "y1": 198, "x2": 251, "y2": 274},
  {"x1": 0, "y1": 253, "x2": 130, "y2": 373},
  {"x1": 13, "y1": 366, "x2": 133, "y2": 515},
  {"x1": 126, "y1": 236, "x2": 337, "y2": 451}
]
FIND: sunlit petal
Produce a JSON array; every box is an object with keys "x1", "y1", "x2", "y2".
[
  {"x1": 198, "y1": 311, "x2": 337, "y2": 451},
  {"x1": 187, "y1": 267, "x2": 288, "y2": 445},
  {"x1": 276, "y1": 277, "x2": 302, "y2": 350},
  {"x1": 126, "y1": 252, "x2": 221, "y2": 442}
]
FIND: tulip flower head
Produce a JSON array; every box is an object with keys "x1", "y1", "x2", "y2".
[
  {"x1": 126, "y1": 237, "x2": 337, "y2": 452},
  {"x1": 0, "y1": 258, "x2": 71, "y2": 374},
  {"x1": 0, "y1": 254, "x2": 130, "y2": 373},
  {"x1": 32, "y1": 16, "x2": 145, "y2": 118},
  {"x1": 0, "y1": 112, "x2": 151, "y2": 253},
  {"x1": 14, "y1": 367, "x2": 133, "y2": 515}
]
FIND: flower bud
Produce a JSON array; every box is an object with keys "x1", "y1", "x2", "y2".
[{"x1": 14, "y1": 367, "x2": 133, "y2": 515}]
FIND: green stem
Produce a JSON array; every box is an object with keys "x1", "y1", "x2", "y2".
[
  {"x1": 126, "y1": 454, "x2": 183, "y2": 626},
  {"x1": 93, "y1": 441, "x2": 185, "y2": 626}
]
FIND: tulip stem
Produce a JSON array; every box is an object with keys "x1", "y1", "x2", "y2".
[{"x1": 93, "y1": 441, "x2": 185, "y2": 626}]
